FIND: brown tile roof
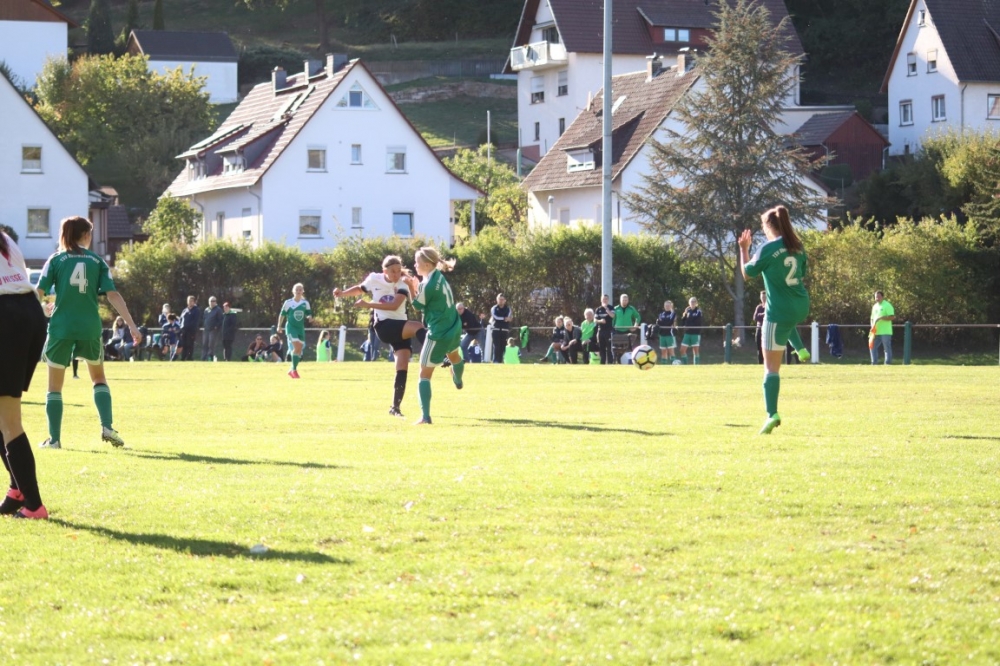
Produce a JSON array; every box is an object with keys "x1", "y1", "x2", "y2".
[
  {"x1": 883, "y1": 0, "x2": 1000, "y2": 92},
  {"x1": 511, "y1": 0, "x2": 802, "y2": 56},
  {"x1": 128, "y1": 30, "x2": 238, "y2": 62},
  {"x1": 522, "y1": 65, "x2": 700, "y2": 192},
  {"x1": 791, "y1": 110, "x2": 859, "y2": 146}
]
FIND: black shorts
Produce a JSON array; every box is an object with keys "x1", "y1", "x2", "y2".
[
  {"x1": 374, "y1": 319, "x2": 412, "y2": 352},
  {"x1": 0, "y1": 292, "x2": 48, "y2": 398}
]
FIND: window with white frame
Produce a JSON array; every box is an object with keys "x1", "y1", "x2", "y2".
[
  {"x1": 349, "y1": 90, "x2": 362, "y2": 107},
  {"x1": 27, "y1": 208, "x2": 50, "y2": 236},
  {"x1": 907, "y1": 53, "x2": 917, "y2": 76},
  {"x1": 222, "y1": 154, "x2": 244, "y2": 174},
  {"x1": 351, "y1": 144, "x2": 362, "y2": 164},
  {"x1": 899, "y1": 100, "x2": 913, "y2": 126},
  {"x1": 336, "y1": 83, "x2": 379, "y2": 110},
  {"x1": 932, "y1": 95, "x2": 946, "y2": 121},
  {"x1": 21, "y1": 146, "x2": 42, "y2": 172},
  {"x1": 663, "y1": 28, "x2": 691, "y2": 42},
  {"x1": 215, "y1": 212, "x2": 225, "y2": 238},
  {"x1": 299, "y1": 210, "x2": 321, "y2": 237},
  {"x1": 557, "y1": 70, "x2": 568, "y2": 96},
  {"x1": 927, "y1": 50, "x2": 938, "y2": 73},
  {"x1": 558, "y1": 117, "x2": 565, "y2": 136},
  {"x1": 989, "y1": 95, "x2": 1000, "y2": 119},
  {"x1": 307, "y1": 147, "x2": 326, "y2": 171},
  {"x1": 530, "y1": 76, "x2": 544, "y2": 104},
  {"x1": 386, "y1": 146, "x2": 406, "y2": 173},
  {"x1": 918, "y1": 10, "x2": 926, "y2": 26},
  {"x1": 558, "y1": 208, "x2": 570, "y2": 225},
  {"x1": 351, "y1": 207, "x2": 363, "y2": 229},
  {"x1": 242, "y1": 229, "x2": 252, "y2": 241},
  {"x1": 392, "y1": 212, "x2": 413, "y2": 237}
]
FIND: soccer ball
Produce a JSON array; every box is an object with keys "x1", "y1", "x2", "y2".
[{"x1": 631, "y1": 344, "x2": 657, "y2": 370}]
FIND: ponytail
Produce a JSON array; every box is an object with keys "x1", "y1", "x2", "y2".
[
  {"x1": 763, "y1": 205, "x2": 803, "y2": 254},
  {"x1": 0, "y1": 231, "x2": 9, "y2": 261},
  {"x1": 59, "y1": 216, "x2": 93, "y2": 254},
  {"x1": 415, "y1": 246, "x2": 456, "y2": 272}
]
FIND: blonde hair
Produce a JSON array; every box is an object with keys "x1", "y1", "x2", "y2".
[
  {"x1": 382, "y1": 254, "x2": 412, "y2": 277},
  {"x1": 415, "y1": 246, "x2": 456, "y2": 272}
]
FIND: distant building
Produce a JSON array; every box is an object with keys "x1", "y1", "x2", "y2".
[
  {"x1": 882, "y1": 0, "x2": 1000, "y2": 155},
  {"x1": 791, "y1": 110, "x2": 888, "y2": 182},
  {"x1": 164, "y1": 56, "x2": 481, "y2": 249},
  {"x1": 127, "y1": 30, "x2": 239, "y2": 104},
  {"x1": 0, "y1": 0, "x2": 75, "y2": 88}
]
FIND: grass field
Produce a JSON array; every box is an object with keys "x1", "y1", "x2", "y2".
[
  {"x1": 398, "y1": 95, "x2": 518, "y2": 149},
  {"x1": 3, "y1": 362, "x2": 999, "y2": 663}
]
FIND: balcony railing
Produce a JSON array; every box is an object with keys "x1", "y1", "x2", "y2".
[{"x1": 510, "y1": 41, "x2": 568, "y2": 71}]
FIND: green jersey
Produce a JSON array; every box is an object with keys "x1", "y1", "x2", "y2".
[
  {"x1": 871, "y1": 300, "x2": 894, "y2": 336},
  {"x1": 613, "y1": 305, "x2": 640, "y2": 331},
  {"x1": 744, "y1": 237, "x2": 809, "y2": 324},
  {"x1": 412, "y1": 269, "x2": 459, "y2": 341},
  {"x1": 580, "y1": 319, "x2": 596, "y2": 342},
  {"x1": 280, "y1": 298, "x2": 312, "y2": 338},
  {"x1": 38, "y1": 248, "x2": 116, "y2": 340}
]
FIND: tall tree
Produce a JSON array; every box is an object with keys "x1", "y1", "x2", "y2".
[
  {"x1": 623, "y1": 0, "x2": 831, "y2": 329},
  {"x1": 34, "y1": 55, "x2": 214, "y2": 210},
  {"x1": 125, "y1": 0, "x2": 140, "y2": 33},
  {"x1": 86, "y1": 0, "x2": 116, "y2": 55},
  {"x1": 153, "y1": 0, "x2": 165, "y2": 30}
]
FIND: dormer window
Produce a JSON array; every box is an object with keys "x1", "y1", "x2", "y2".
[
  {"x1": 663, "y1": 28, "x2": 691, "y2": 43},
  {"x1": 567, "y1": 149, "x2": 595, "y2": 172},
  {"x1": 187, "y1": 159, "x2": 205, "y2": 179},
  {"x1": 223, "y1": 154, "x2": 245, "y2": 174}
]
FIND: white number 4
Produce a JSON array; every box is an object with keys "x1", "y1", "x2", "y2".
[
  {"x1": 69, "y1": 262, "x2": 88, "y2": 294},
  {"x1": 783, "y1": 256, "x2": 800, "y2": 287}
]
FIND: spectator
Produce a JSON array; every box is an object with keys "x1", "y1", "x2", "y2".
[
  {"x1": 258, "y1": 334, "x2": 283, "y2": 362},
  {"x1": 753, "y1": 291, "x2": 766, "y2": 365},
  {"x1": 106, "y1": 316, "x2": 134, "y2": 361},
  {"x1": 161, "y1": 313, "x2": 180, "y2": 361},
  {"x1": 580, "y1": 308, "x2": 598, "y2": 364},
  {"x1": 503, "y1": 337, "x2": 521, "y2": 364},
  {"x1": 538, "y1": 316, "x2": 567, "y2": 364},
  {"x1": 656, "y1": 300, "x2": 679, "y2": 364},
  {"x1": 562, "y1": 316, "x2": 582, "y2": 364},
  {"x1": 489, "y1": 294, "x2": 512, "y2": 363},
  {"x1": 870, "y1": 290, "x2": 895, "y2": 365},
  {"x1": 614, "y1": 293, "x2": 641, "y2": 351},
  {"x1": 456, "y1": 302, "x2": 481, "y2": 360},
  {"x1": 220, "y1": 302, "x2": 239, "y2": 361},
  {"x1": 178, "y1": 295, "x2": 200, "y2": 361},
  {"x1": 466, "y1": 338, "x2": 483, "y2": 363},
  {"x1": 158, "y1": 303, "x2": 171, "y2": 328},
  {"x1": 364, "y1": 318, "x2": 381, "y2": 361},
  {"x1": 679, "y1": 297, "x2": 704, "y2": 365},
  {"x1": 245, "y1": 334, "x2": 267, "y2": 361},
  {"x1": 594, "y1": 294, "x2": 614, "y2": 364},
  {"x1": 201, "y1": 296, "x2": 223, "y2": 361}
]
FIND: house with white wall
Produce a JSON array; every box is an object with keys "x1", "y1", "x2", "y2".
[
  {"x1": 522, "y1": 58, "x2": 828, "y2": 234},
  {"x1": 0, "y1": 0, "x2": 74, "y2": 88},
  {"x1": 507, "y1": 0, "x2": 803, "y2": 162},
  {"x1": 881, "y1": 0, "x2": 1000, "y2": 156},
  {"x1": 127, "y1": 30, "x2": 238, "y2": 104},
  {"x1": 0, "y1": 71, "x2": 89, "y2": 264},
  {"x1": 163, "y1": 57, "x2": 482, "y2": 249}
]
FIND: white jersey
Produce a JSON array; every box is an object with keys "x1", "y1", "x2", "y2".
[
  {"x1": 0, "y1": 233, "x2": 33, "y2": 295},
  {"x1": 361, "y1": 272, "x2": 408, "y2": 322}
]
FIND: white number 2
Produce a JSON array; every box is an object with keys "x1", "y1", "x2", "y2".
[
  {"x1": 69, "y1": 262, "x2": 88, "y2": 294},
  {"x1": 783, "y1": 256, "x2": 800, "y2": 287}
]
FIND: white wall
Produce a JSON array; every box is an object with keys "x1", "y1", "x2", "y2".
[
  {"x1": 0, "y1": 76, "x2": 88, "y2": 263},
  {"x1": 150, "y1": 60, "x2": 238, "y2": 104},
  {"x1": 0, "y1": 21, "x2": 67, "y2": 88}
]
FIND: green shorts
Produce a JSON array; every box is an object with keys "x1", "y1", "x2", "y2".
[
  {"x1": 42, "y1": 336, "x2": 104, "y2": 369},
  {"x1": 760, "y1": 317, "x2": 796, "y2": 352},
  {"x1": 681, "y1": 334, "x2": 701, "y2": 347},
  {"x1": 285, "y1": 327, "x2": 306, "y2": 344},
  {"x1": 420, "y1": 327, "x2": 462, "y2": 367},
  {"x1": 658, "y1": 335, "x2": 675, "y2": 348}
]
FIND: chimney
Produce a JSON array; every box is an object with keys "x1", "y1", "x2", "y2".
[
  {"x1": 272, "y1": 66, "x2": 286, "y2": 93},
  {"x1": 304, "y1": 59, "x2": 324, "y2": 80},
  {"x1": 326, "y1": 53, "x2": 349, "y2": 76},
  {"x1": 646, "y1": 53, "x2": 663, "y2": 81},
  {"x1": 677, "y1": 48, "x2": 696, "y2": 76}
]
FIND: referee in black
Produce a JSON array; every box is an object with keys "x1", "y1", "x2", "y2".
[{"x1": 0, "y1": 229, "x2": 49, "y2": 519}]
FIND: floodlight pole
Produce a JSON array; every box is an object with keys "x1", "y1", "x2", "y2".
[{"x1": 601, "y1": 0, "x2": 613, "y2": 299}]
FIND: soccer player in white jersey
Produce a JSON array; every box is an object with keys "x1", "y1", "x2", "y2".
[
  {"x1": 277, "y1": 283, "x2": 313, "y2": 378},
  {"x1": 334, "y1": 255, "x2": 427, "y2": 417}
]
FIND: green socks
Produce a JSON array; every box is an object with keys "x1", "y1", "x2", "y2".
[
  {"x1": 693, "y1": 353, "x2": 700, "y2": 365},
  {"x1": 418, "y1": 378, "x2": 432, "y2": 421},
  {"x1": 292, "y1": 354, "x2": 301, "y2": 371},
  {"x1": 763, "y1": 372, "x2": 780, "y2": 417},
  {"x1": 452, "y1": 359, "x2": 464, "y2": 386},
  {"x1": 94, "y1": 383, "x2": 113, "y2": 429},
  {"x1": 46, "y1": 392, "x2": 63, "y2": 442}
]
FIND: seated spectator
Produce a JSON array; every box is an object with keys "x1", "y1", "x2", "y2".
[
  {"x1": 580, "y1": 308, "x2": 598, "y2": 364},
  {"x1": 503, "y1": 337, "x2": 521, "y2": 364},
  {"x1": 245, "y1": 334, "x2": 267, "y2": 361},
  {"x1": 562, "y1": 317, "x2": 582, "y2": 364},
  {"x1": 257, "y1": 334, "x2": 284, "y2": 362},
  {"x1": 106, "y1": 316, "x2": 134, "y2": 361},
  {"x1": 161, "y1": 313, "x2": 180, "y2": 361},
  {"x1": 538, "y1": 316, "x2": 567, "y2": 364}
]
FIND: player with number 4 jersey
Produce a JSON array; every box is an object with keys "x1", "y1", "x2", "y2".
[{"x1": 739, "y1": 205, "x2": 809, "y2": 435}]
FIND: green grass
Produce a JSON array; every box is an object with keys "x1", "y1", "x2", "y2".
[
  {"x1": 399, "y1": 95, "x2": 518, "y2": 148},
  {"x1": 4, "y1": 363, "x2": 1000, "y2": 663}
]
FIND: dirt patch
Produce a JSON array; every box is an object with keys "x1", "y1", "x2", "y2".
[{"x1": 391, "y1": 81, "x2": 517, "y2": 104}]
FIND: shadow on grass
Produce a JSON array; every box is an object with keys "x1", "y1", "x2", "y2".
[
  {"x1": 723, "y1": 423, "x2": 752, "y2": 428},
  {"x1": 474, "y1": 417, "x2": 670, "y2": 437},
  {"x1": 944, "y1": 435, "x2": 1000, "y2": 442},
  {"x1": 75, "y1": 449, "x2": 348, "y2": 470},
  {"x1": 51, "y1": 519, "x2": 352, "y2": 564}
]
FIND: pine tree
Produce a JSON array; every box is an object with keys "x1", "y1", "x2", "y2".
[
  {"x1": 86, "y1": 0, "x2": 116, "y2": 55},
  {"x1": 623, "y1": 0, "x2": 832, "y2": 329},
  {"x1": 125, "y1": 0, "x2": 139, "y2": 33},
  {"x1": 153, "y1": 0, "x2": 165, "y2": 30}
]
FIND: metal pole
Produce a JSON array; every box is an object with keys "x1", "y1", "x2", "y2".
[
  {"x1": 903, "y1": 321, "x2": 912, "y2": 365},
  {"x1": 811, "y1": 321, "x2": 820, "y2": 363},
  {"x1": 337, "y1": 325, "x2": 347, "y2": 362},
  {"x1": 601, "y1": 0, "x2": 613, "y2": 298}
]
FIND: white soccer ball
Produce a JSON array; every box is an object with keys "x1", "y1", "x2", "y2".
[{"x1": 631, "y1": 344, "x2": 657, "y2": 370}]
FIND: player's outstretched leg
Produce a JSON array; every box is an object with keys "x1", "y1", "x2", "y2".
[
  {"x1": 449, "y1": 351, "x2": 464, "y2": 390},
  {"x1": 788, "y1": 328, "x2": 810, "y2": 362},
  {"x1": 416, "y1": 378, "x2": 432, "y2": 425}
]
